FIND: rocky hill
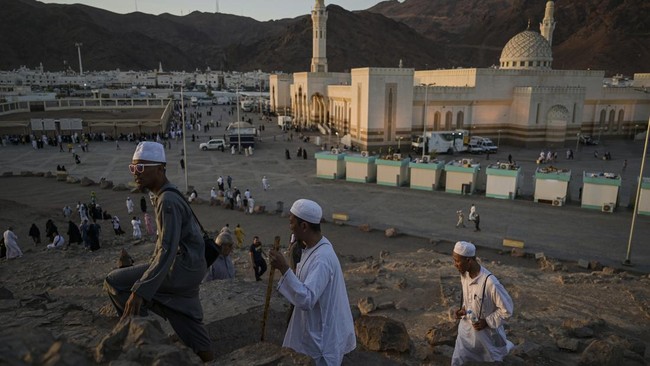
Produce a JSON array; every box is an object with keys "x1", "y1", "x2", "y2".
[{"x1": 1, "y1": 0, "x2": 647, "y2": 75}]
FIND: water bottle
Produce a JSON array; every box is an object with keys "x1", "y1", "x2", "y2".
[{"x1": 466, "y1": 309, "x2": 479, "y2": 324}]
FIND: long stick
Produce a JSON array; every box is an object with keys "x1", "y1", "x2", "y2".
[{"x1": 261, "y1": 235, "x2": 281, "y2": 341}]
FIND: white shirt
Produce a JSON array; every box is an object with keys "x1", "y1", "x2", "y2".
[
  {"x1": 276, "y1": 237, "x2": 356, "y2": 365},
  {"x1": 452, "y1": 267, "x2": 514, "y2": 365}
]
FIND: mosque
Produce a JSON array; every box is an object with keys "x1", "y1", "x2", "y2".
[{"x1": 269, "y1": 0, "x2": 650, "y2": 149}]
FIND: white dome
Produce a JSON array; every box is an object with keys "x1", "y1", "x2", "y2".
[{"x1": 499, "y1": 30, "x2": 553, "y2": 70}]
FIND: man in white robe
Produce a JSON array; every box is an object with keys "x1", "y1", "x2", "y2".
[
  {"x1": 3, "y1": 227, "x2": 23, "y2": 259},
  {"x1": 269, "y1": 199, "x2": 356, "y2": 366},
  {"x1": 452, "y1": 241, "x2": 514, "y2": 365}
]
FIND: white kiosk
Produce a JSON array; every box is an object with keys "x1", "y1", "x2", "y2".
[
  {"x1": 376, "y1": 154, "x2": 410, "y2": 187},
  {"x1": 315, "y1": 150, "x2": 346, "y2": 179},
  {"x1": 444, "y1": 158, "x2": 480, "y2": 195},
  {"x1": 534, "y1": 167, "x2": 571, "y2": 205},
  {"x1": 485, "y1": 162, "x2": 522, "y2": 200},
  {"x1": 409, "y1": 158, "x2": 445, "y2": 191},
  {"x1": 344, "y1": 152, "x2": 377, "y2": 183},
  {"x1": 582, "y1": 172, "x2": 621, "y2": 212}
]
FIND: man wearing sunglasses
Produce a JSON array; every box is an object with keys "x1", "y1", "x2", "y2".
[{"x1": 104, "y1": 141, "x2": 213, "y2": 362}]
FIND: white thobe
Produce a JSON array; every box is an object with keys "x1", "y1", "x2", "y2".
[
  {"x1": 277, "y1": 237, "x2": 356, "y2": 366},
  {"x1": 452, "y1": 267, "x2": 514, "y2": 365},
  {"x1": 3, "y1": 230, "x2": 23, "y2": 258},
  {"x1": 126, "y1": 199, "x2": 134, "y2": 214},
  {"x1": 132, "y1": 219, "x2": 142, "y2": 239},
  {"x1": 47, "y1": 235, "x2": 65, "y2": 250}
]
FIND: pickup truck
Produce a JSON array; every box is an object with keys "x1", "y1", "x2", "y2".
[{"x1": 467, "y1": 144, "x2": 485, "y2": 154}]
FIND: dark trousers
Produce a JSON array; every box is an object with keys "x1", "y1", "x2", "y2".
[
  {"x1": 474, "y1": 217, "x2": 481, "y2": 231},
  {"x1": 253, "y1": 259, "x2": 267, "y2": 280},
  {"x1": 104, "y1": 263, "x2": 211, "y2": 353}
]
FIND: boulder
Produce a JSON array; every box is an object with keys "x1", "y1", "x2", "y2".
[
  {"x1": 379, "y1": 250, "x2": 390, "y2": 260},
  {"x1": 578, "y1": 340, "x2": 625, "y2": 366},
  {"x1": 117, "y1": 249, "x2": 134, "y2": 268},
  {"x1": 354, "y1": 315, "x2": 410, "y2": 353},
  {"x1": 56, "y1": 172, "x2": 68, "y2": 181},
  {"x1": 602, "y1": 267, "x2": 617, "y2": 275},
  {"x1": 20, "y1": 171, "x2": 34, "y2": 177},
  {"x1": 41, "y1": 340, "x2": 91, "y2": 366},
  {"x1": 425, "y1": 321, "x2": 457, "y2": 346},
  {"x1": 589, "y1": 261, "x2": 604, "y2": 271},
  {"x1": 112, "y1": 183, "x2": 130, "y2": 191},
  {"x1": 45, "y1": 171, "x2": 54, "y2": 178},
  {"x1": 254, "y1": 205, "x2": 265, "y2": 213},
  {"x1": 561, "y1": 319, "x2": 596, "y2": 338},
  {"x1": 80, "y1": 177, "x2": 95, "y2": 186},
  {"x1": 95, "y1": 317, "x2": 198, "y2": 364},
  {"x1": 358, "y1": 224, "x2": 371, "y2": 232},
  {"x1": 511, "y1": 340, "x2": 543, "y2": 358},
  {"x1": 385, "y1": 228, "x2": 398, "y2": 238},
  {"x1": 214, "y1": 342, "x2": 312, "y2": 366},
  {"x1": 376, "y1": 301, "x2": 395, "y2": 310},
  {"x1": 556, "y1": 337, "x2": 580, "y2": 352},
  {"x1": 510, "y1": 248, "x2": 526, "y2": 257},
  {"x1": 100, "y1": 180, "x2": 114, "y2": 189},
  {"x1": 357, "y1": 296, "x2": 376, "y2": 315},
  {"x1": 66, "y1": 176, "x2": 79, "y2": 184}
]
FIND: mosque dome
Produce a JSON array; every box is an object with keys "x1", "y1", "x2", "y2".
[{"x1": 499, "y1": 30, "x2": 553, "y2": 70}]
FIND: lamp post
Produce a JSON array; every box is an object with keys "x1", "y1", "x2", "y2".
[
  {"x1": 236, "y1": 83, "x2": 241, "y2": 153},
  {"x1": 575, "y1": 132, "x2": 580, "y2": 153},
  {"x1": 634, "y1": 124, "x2": 639, "y2": 140},
  {"x1": 497, "y1": 129, "x2": 502, "y2": 148},
  {"x1": 397, "y1": 136, "x2": 403, "y2": 152},
  {"x1": 421, "y1": 83, "x2": 435, "y2": 159},
  {"x1": 335, "y1": 132, "x2": 340, "y2": 147},
  {"x1": 624, "y1": 117, "x2": 650, "y2": 266}
]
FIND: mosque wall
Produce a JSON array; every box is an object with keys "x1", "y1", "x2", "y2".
[{"x1": 351, "y1": 68, "x2": 414, "y2": 149}]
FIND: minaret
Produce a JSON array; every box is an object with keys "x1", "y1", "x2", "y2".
[
  {"x1": 311, "y1": 0, "x2": 328, "y2": 73},
  {"x1": 540, "y1": 1, "x2": 556, "y2": 46}
]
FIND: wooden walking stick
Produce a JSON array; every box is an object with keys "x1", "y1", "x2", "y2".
[{"x1": 261, "y1": 235, "x2": 281, "y2": 341}]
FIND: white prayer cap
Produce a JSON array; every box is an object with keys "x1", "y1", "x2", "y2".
[
  {"x1": 454, "y1": 241, "x2": 476, "y2": 257},
  {"x1": 132, "y1": 142, "x2": 166, "y2": 163},
  {"x1": 290, "y1": 199, "x2": 322, "y2": 224}
]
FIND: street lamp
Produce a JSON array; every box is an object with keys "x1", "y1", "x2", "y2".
[
  {"x1": 497, "y1": 130, "x2": 502, "y2": 148},
  {"x1": 575, "y1": 132, "x2": 580, "y2": 153},
  {"x1": 624, "y1": 116, "x2": 650, "y2": 266},
  {"x1": 397, "y1": 136, "x2": 403, "y2": 152},
  {"x1": 335, "y1": 131, "x2": 340, "y2": 147},
  {"x1": 421, "y1": 83, "x2": 435, "y2": 159}
]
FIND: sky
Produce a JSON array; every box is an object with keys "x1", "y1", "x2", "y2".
[{"x1": 39, "y1": 0, "x2": 388, "y2": 21}]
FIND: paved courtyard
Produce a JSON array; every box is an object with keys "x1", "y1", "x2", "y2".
[{"x1": 1, "y1": 105, "x2": 649, "y2": 272}]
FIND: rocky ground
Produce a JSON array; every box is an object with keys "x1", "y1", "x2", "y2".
[{"x1": 1, "y1": 175, "x2": 649, "y2": 365}]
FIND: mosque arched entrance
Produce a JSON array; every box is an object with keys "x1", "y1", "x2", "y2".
[{"x1": 545, "y1": 104, "x2": 569, "y2": 145}]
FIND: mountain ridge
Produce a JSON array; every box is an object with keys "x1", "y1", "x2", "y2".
[{"x1": 1, "y1": 0, "x2": 647, "y2": 75}]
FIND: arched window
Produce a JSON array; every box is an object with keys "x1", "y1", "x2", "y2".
[
  {"x1": 617, "y1": 109, "x2": 624, "y2": 132},
  {"x1": 456, "y1": 111, "x2": 464, "y2": 129},
  {"x1": 433, "y1": 111, "x2": 441, "y2": 130},
  {"x1": 445, "y1": 111, "x2": 453, "y2": 130},
  {"x1": 608, "y1": 109, "x2": 616, "y2": 131}
]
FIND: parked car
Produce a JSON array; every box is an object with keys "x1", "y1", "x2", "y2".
[
  {"x1": 467, "y1": 143, "x2": 485, "y2": 154},
  {"x1": 199, "y1": 139, "x2": 226, "y2": 151},
  {"x1": 579, "y1": 135, "x2": 599, "y2": 145}
]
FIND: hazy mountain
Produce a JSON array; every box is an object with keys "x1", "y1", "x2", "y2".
[{"x1": 1, "y1": 0, "x2": 647, "y2": 75}]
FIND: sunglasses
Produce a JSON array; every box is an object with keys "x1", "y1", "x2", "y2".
[{"x1": 128, "y1": 163, "x2": 162, "y2": 174}]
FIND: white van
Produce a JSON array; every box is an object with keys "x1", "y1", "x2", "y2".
[{"x1": 469, "y1": 136, "x2": 498, "y2": 153}]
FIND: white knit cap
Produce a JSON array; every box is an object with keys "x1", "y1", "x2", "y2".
[
  {"x1": 454, "y1": 241, "x2": 476, "y2": 257},
  {"x1": 290, "y1": 199, "x2": 322, "y2": 224},
  {"x1": 132, "y1": 142, "x2": 166, "y2": 163}
]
